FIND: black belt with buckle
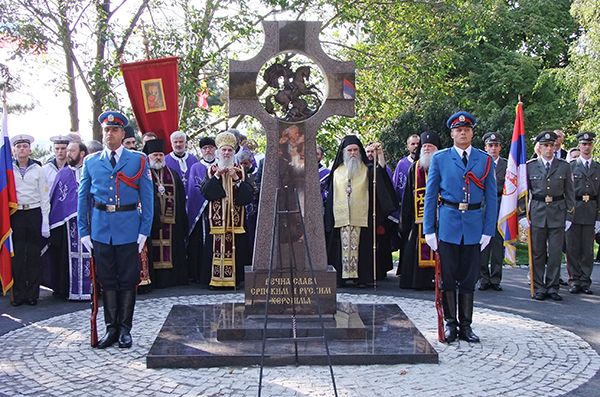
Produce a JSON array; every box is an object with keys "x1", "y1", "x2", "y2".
[
  {"x1": 93, "y1": 201, "x2": 137, "y2": 213},
  {"x1": 576, "y1": 195, "x2": 597, "y2": 202},
  {"x1": 441, "y1": 199, "x2": 481, "y2": 211},
  {"x1": 532, "y1": 194, "x2": 564, "y2": 203}
]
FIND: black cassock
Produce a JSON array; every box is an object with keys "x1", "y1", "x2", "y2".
[
  {"x1": 324, "y1": 163, "x2": 398, "y2": 285},
  {"x1": 148, "y1": 166, "x2": 189, "y2": 289},
  {"x1": 399, "y1": 162, "x2": 435, "y2": 290}
]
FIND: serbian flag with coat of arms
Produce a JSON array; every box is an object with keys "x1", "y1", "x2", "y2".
[
  {"x1": 121, "y1": 57, "x2": 179, "y2": 153},
  {"x1": 0, "y1": 100, "x2": 17, "y2": 294},
  {"x1": 497, "y1": 102, "x2": 528, "y2": 265}
]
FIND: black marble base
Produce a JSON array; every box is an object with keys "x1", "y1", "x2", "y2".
[
  {"x1": 147, "y1": 302, "x2": 438, "y2": 368},
  {"x1": 217, "y1": 303, "x2": 366, "y2": 340}
]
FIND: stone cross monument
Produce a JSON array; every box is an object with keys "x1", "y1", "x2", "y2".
[{"x1": 229, "y1": 21, "x2": 355, "y2": 315}]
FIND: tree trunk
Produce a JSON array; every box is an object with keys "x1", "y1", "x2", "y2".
[
  {"x1": 58, "y1": 0, "x2": 79, "y2": 133},
  {"x1": 92, "y1": 0, "x2": 110, "y2": 142}
]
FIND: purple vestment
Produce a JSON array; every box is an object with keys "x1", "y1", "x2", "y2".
[
  {"x1": 186, "y1": 162, "x2": 208, "y2": 237},
  {"x1": 392, "y1": 156, "x2": 414, "y2": 204},
  {"x1": 165, "y1": 152, "x2": 199, "y2": 190},
  {"x1": 48, "y1": 166, "x2": 91, "y2": 300}
]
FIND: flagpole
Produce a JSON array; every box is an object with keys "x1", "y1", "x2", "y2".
[
  {"x1": 516, "y1": 95, "x2": 534, "y2": 298},
  {"x1": 526, "y1": 189, "x2": 534, "y2": 298}
]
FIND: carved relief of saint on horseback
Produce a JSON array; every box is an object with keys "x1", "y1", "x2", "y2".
[{"x1": 263, "y1": 59, "x2": 322, "y2": 122}]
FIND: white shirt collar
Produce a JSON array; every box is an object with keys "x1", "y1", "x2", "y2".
[
  {"x1": 454, "y1": 145, "x2": 472, "y2": 158},
  {"x1": 103, "y1": 145, "x2": 124, "y2": 162}
]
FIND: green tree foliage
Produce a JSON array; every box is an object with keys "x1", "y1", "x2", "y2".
[
  {"x1": 350, "y1": 0, "x2": 581, "y2": 162},
  {"x1": 0, "y1": 0, "x2": 150, "y2": 139},
  {"x1": 560, "y1": 0, "x2": 600, "y2": 137}
]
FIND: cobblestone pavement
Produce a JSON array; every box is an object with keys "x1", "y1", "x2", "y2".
[{"x1": 1, "y1": 292, "x2": 598, "y2": 397}]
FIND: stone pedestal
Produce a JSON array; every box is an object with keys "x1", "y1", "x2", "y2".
[
  {"x1": 244, "y1": 266, "x2": 337, "y2": 315},
  {"x1": 146, "y1": 303, "x2": 438, "y2": 368}
]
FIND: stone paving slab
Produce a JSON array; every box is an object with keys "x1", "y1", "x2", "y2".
[{"x1": 0, "y1": 293, "x2": 598, "y2": 397}]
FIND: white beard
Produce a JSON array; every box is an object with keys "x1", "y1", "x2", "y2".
[
  {"x1": 218, "y1": 156, "x2": 234, "y2": 168},
  {"x1": 343, "y1": 152, "x2": 362, "y2": 180},
  {"x1": 290, "y1": 154, "x2": 305, "y2": 170},
  {"x1": 419, "y1": 152, "x2": 433, "y2": 170},
  {"x1": 150, "y1": 159, "x2": 165, "y2": 170}
]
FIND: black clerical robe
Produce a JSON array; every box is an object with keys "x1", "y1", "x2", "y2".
[{"x1": 324, "y1": 163, "x2": 398, "y2": 285}]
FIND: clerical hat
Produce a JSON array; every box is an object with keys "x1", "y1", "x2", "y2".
[
  {"x1": 420, "y1": 131, "x2": 440, "y2": 148},
  {"x1": 123, "y1": 126, "x2": 136, "y2": 140},
  {"x1": 199, "y1": 136, "x2": 216, "y2": 148},
  {"x1": 143, "y1": 138, "x2": 165, "y2": 155}
]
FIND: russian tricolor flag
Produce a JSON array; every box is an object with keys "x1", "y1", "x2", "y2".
[
  {"x1": 1, "y1": 98, "x2": 17, "y2": 295},
  {"x1": 343, "y1": 78, "x2": 355, "y2": 100},
  {"x1": 497, "y1": 102, "x2": 528, "y2": 265}
]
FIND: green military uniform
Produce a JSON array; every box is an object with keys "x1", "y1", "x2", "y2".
[
  {"x1": 522, "y1": 131, "x2": 575, "y2": 300},
  {"x1": 566, "y1": 132, "x2": 600, "y2": 294}
]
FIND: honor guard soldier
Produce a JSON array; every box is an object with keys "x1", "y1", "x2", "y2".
[
  {"x1": 566, "y1": 132, "x2": 600, "y2": 295},
  {"x1": 519, "y1": 131, "x2": 575, "y2": 301},
  {"x1": 77, "y1": 111, "x2": 154, "y2": 348},
  {"x1": 479, "y1": 132, "x2": 507, "y2": 291},
  {"x1": 423, "y1": 112, "x2": 498, "y2": 343},
  {"x1": 424, "y1": 111, "x2": 497, "y2": 343}
]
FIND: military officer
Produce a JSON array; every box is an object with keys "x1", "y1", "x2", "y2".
[
  {"x1": 479, "y1": 132, "x2": 507, "y2": 291},
  {"x1": 566, "y1": 132, "x2": 600, "y2": 295},
  {"x1": 424, "y1": 111, "x2": 497, "y2": 343},
  {"x1": 519, "y1": 131, "x2": 575, "y2": 301},
  {"x1": 77, "y1": 110, "x2": 154, "y2": 348}
]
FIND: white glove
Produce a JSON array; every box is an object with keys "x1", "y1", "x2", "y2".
[
  {"x1": 41, "y1": 222, "x2": 50, "y2": 238},
  {"x1": 595, "y1": 221, "x2": 600, "y2": 234},
  {"x1": 137, "y1": 234, "x2": 147, "y2": 253},
  {"x1": 519, "y1": 218, "x2": 530, "y2": 229},
  {"x1": 480, "y1": 234, "x2": 492, "y2": 251},
  {"x1": 565, "y1": 220, "x2": 572, "y2": 232},
  {"x1": 425, "y1": 233, "x2": 438, "y2": 252},
  {"x1": 81, "y1": 235, "x2": 93, "y2": 252}
]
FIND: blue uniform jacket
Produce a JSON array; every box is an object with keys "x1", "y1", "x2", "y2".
[
  {"x1": 423, "y1": 147, "x2": 497, "y2": 245},
  {"x1": 77, "y1": 149, "x2": 154, "y2": 245}
]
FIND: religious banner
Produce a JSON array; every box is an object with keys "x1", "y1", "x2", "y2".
[{"x1": 121, "y1": 57, "x2": 179, "y2": 153}]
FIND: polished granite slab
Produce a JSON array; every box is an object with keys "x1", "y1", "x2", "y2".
[{"x1": 146, "y1": 303, "x2": 438, "y2": 368}]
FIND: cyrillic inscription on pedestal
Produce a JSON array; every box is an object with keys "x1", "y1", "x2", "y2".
[{"x1": 244, "y1": 266, "x2": 337, "y2": 315}]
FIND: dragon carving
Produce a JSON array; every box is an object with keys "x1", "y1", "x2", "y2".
[{"x1": 263, "y1": 59, "x2": 322, "y2": 122}]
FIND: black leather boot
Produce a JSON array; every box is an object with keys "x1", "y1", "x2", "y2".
[
  {"x1": 458, "y1": 293, "x2": 480, "y2": 343},
  {"x1": 118, "y1": 290, "x2": 136, "y2": 348},
  {"x1": 96, "y1": 290, "x2": 119, "y2": 349},
  {"x1": 442, "y1": 290, "x2": 458, "y2": 343}
]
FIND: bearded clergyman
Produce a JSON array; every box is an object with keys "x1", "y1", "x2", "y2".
[
  {"x1": 324, "y1": 135, "x2": 397, "y2": 288},
  {"x1": 143, "y1": 139, "x2": 189, "y2": 289},
  {"x1": 45, "y1": 141, "x2": 91, "y2": 300},
  {"x1": 399, "y1": 131, "x2": 441, "y2": 290},
  {"x1": 200, "y1": 131, "x2": 253, "y2": 288}
]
